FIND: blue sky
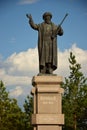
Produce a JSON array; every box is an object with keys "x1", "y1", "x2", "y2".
[
  {"x1": 0, "y1": 0, "x2": 87, "y2": 59},
  {"x1": 0, "y1": 0, "x2": 87, "y2": 108}
]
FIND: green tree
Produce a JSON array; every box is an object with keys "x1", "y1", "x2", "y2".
[
  {"x1": 62, "y1": 52, "x2": 87, "y2": 130},
  {"x1": 23, "y1": 95, "x2": 33, "y2": 130},
  {"x1": 0, "y1": 80, "x2": 25, "y2": 130},
  {"x1": 0, "y1": 80, "x2": 10, "y2": 130}
]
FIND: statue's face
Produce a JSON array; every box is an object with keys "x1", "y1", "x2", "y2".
[{"x1": 44, "y1": 15, "x2": 51, "y2": 24}]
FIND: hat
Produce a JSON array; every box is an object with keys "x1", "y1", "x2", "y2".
[{"x1": 43, "y1": 12, "x2": 52, "y2": 19}]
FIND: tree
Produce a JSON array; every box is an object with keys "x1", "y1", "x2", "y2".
[
  {"x1": 0, "y1": 80, "x2": 10, "y2": 130},
  {"x1": 23, "y1": 95, "x2": 33, "y2": 130},
  {"x1": 62, "y1": 52, "x2": 87, "y2": 130},
  {"x1": 0, "y1": 80, "x2": 25, "y2": 130}
]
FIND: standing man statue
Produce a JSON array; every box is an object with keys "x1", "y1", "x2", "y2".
[{"x1": 26, "y1": 12, "x2": 63, "y2": 75}]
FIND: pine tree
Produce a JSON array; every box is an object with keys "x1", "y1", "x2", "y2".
[
  {"x1": 0, "y1": 80, "x2": 10, "y2": 130},
  {"x1": 62, "y1": 52, "x2": 87, "y2": 130},
  {"x1": 0, "y1": 80, "x2": 25, "y2": 130}
]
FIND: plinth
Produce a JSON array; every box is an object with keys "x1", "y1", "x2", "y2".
[{"x1": 31, "y1": 75, "x2": 64, "y2": 130}]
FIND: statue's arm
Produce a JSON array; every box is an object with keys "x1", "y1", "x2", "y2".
[
  {"x1": 26, "y1": 14, "x2": 39, "y2": 30},
  {"x1": 51, "y1": 24, "x2": 63, "y2": 39}
]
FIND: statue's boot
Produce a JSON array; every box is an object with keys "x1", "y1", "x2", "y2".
[
  {"x1": 40, "y1": 66, "x2": 46, "y2": 74},
  {"x1": 46, "y1": 63, "x2": 53, "y2": 74}
]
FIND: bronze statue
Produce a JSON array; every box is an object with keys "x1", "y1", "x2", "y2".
[{"x1": 26, "y1": 12, "x2": 68, "y2": 75}]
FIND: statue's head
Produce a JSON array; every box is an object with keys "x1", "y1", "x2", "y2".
[{"x1": 43, "y1": 12, "x2": 52, "y2": 23}]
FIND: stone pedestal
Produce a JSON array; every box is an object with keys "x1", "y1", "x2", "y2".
[{"x1": 31, "y1": 76, "x2": 64, "y2": 130}]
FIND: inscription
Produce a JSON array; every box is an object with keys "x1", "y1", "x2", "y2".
[
  {"x1": 32, "y1": 114, "x2": 64, "y2": 124},
  {"x1": 39, "y1": 116, "x2": 57, "y2": 122},
  {"x1": 40, "y1": 96, "x2": 56, "y2": 100},
  {"x1": 40, "y1": 96, "x2": 56, "y2": 105}
]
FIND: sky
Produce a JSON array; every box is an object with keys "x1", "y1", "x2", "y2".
[{"x1": 0, "y1": 0, "x2": 87, "y2": 109}]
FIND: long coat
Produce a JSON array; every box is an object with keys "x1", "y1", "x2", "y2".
[{"x1": 29, "y1": 20, "x2": 63, "y2": 72}]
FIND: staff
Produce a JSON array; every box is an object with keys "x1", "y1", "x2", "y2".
[{"x1": 52, "y1": 13, "x2": 68, "y2": 39}]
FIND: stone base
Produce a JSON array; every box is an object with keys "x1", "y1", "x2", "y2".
[{"x1": 31, "y1": 75, "x2": 64, "y2": 130}]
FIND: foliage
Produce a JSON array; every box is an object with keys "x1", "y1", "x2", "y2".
[
  {"x1": 23, "y1": 95, "x2": 33, "y2": 130},
  {"x1": 0, "y1": 80, "x2": 25, "y2": 130},
  {"x1": 62, "y1": 52, "x2": 87, "y2": 130}
]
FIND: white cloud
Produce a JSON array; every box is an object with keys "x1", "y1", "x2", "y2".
[
  {"x1": 18, "y1": 0, "x2": 39, "y2": 5},
  {"x1": 5, "y1": 47, "x2": 38, "y2": 76},
  {"x1": 0, "y1": 43, "x2": 87, "y2": 100},
  {"x1": 9, "y1": 86, "x2": 23, "y2": 98},
  {"x1": 0, "y1": 70, "x2": 32, "y2": 87},
  {"x1": 56, "y1": 44, "x2": 87, "y2": 78}
]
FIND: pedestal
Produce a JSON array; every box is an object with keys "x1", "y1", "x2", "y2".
[{"x1": 31, "y1": 76, "x2": 64, "y2": 130}]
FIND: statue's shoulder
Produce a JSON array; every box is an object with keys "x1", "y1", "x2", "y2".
[
  {"x1": 51, "y1": 22, "x2": 57, "y2": 26},
  {"x1": 38, "y1": 22, "x2": 45, "y2": 28},
  {"x1": 51, "y1": 22, "x2": 58, "y2": 30},
  {"x1": 40, "y1": 22, "x2": 45, "y2": 26}
]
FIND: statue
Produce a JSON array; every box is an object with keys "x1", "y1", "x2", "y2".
[{"x1": 26, "y1": 12, "x2": 68, "y2": 75}]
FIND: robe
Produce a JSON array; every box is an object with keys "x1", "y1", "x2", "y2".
[{"x1": 29, "y1": 20, "x2": 63, "y2": 72}]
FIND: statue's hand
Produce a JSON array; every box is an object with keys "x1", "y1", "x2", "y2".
[
  {"x1": 57, "y1": 25, "x2": 61, "y2": 32},
  {"x1": 26, "y1": 14, "x2": 32, "y2": 20}
]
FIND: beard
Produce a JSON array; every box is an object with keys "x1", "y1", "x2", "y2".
[{"x1": 45, "y1": 19, "x2": 51, "y2": 24}]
